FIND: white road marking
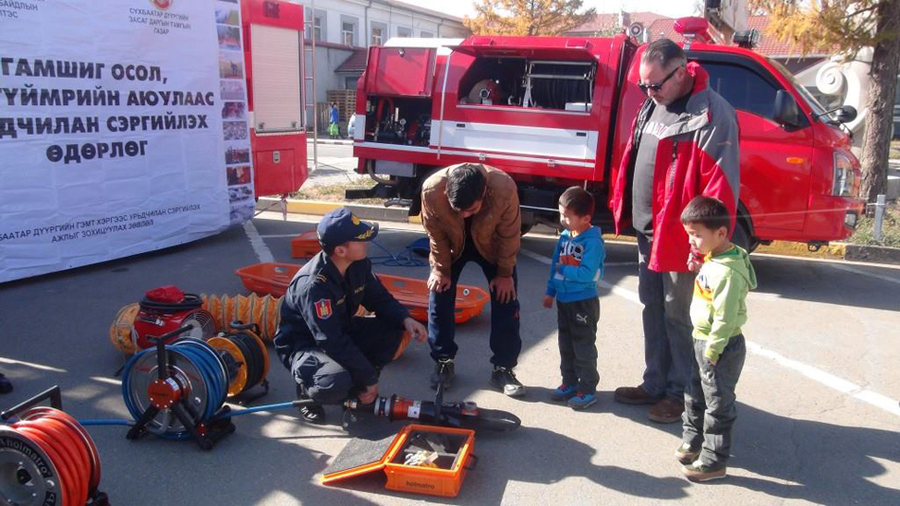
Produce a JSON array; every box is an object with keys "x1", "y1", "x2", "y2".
[
  {"x1": 90, "y1": 376, "x2": 122, "y2": 386},
  {"x1": 243, "y1": 220, "x2": 275, "y2": 264},
  {"x1": 520, "y1": 247, "x2": 900, "y2": 417},
  {"x1": 519, "y1": 248, "x2": 640, "y2": 304},
  {"x1": 828, "y1": 263, "x2": 900, "y2": 286},
  {"x1": 0, "y1": 357, "x2": 67, "y2": 373}
]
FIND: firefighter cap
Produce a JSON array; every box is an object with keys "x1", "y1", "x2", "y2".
[{"x1": 317, "y1": 207, "x2": 379, "y2": 250}]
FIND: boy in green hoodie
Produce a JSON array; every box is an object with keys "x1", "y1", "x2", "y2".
[{"x1": 676, "y1": 196, "x2": 757, "y2": 482}]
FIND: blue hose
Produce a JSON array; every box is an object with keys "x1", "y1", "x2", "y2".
[{"x1": 121, "y1": 340, "x2": 229, "y2": 440}]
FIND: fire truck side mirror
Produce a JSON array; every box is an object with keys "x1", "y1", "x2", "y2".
[{"x1": 774, "y1": 90, "x2": 802, "y2": 129}]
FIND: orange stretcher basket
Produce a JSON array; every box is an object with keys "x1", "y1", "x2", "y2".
[
  {"x1": 234, "y1": 263, "x2": 488, "y2": 323},
  {"x1": 290, "y1": 230, "x2": 322, "y2": 259},
  {"x1": 235, "y1": 262, "x2": 299, "y2": 297},
  {"x1": 321, "y1": 424, "x2": 476, "y2": 498},
  {"x1": 377, "y1": 274, "x2": 488, "y2": 324}
]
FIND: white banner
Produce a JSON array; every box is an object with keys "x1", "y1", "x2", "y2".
[{"x1": 0, "y1": 0, "x2": 254, "y2": 283}]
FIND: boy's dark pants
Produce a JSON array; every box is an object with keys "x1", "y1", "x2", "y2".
[
  {"x1": 557, "y1": 297, "x2": 600, "y2": 394},
  {"x1": 682, "y1": 334, "x2": 746, "y2": 468}
]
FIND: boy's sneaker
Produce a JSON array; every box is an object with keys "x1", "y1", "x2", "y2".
[
  {"x1": 430, "y1": 359, "x2": 455, "y2": 390},
  {"x1": 681, "y1": 460, "x2": 727, "y2": 482},
  {"x1": 567, "y1": 392, "x2": 597, "y2": 410},
  {"x1": 674, "y1": 443, "x2": 701, "y2": 465},
  {"x1": 550, "y1": 384, "x2": 577, "y2": 402},
  {"x1": 490, "y1": 366, "x2": 525, "y2": 397}
]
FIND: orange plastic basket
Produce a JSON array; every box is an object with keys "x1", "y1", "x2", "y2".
[
  {"x1": 377, "y1": 274, "x2": 488, "y2": 324},
  {"x1": 235, "y1": 262, "x2": 300, "y2": 297},
  {"x1": 291, "y1": 230, "x2": 322, "y2": 259},
  {"x1": 235, "y1": 264, "x2": 488, "y2": 324}
]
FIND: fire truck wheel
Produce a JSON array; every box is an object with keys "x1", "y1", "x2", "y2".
[{"x1": 732, "y1": 220, "x2": 758, "y2": 253}]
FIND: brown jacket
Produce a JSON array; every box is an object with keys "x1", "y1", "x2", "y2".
[{"x1": 421, "y1": 164, "x2": 521, "y2": 278}]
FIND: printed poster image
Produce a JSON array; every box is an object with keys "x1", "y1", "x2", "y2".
[{"x1": 0, "y1": 0, "x2": 254, "y2": 282}]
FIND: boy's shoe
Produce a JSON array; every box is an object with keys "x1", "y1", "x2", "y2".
[
  {"x1": 567, "y1": 392, "x2": 597, "y2": 410},
  {"x1": 430, "y1": 358, "x2": 455, "y2": 390},
  {"x1": 295, "y1": 385, "x2": 325, "y2": 425},
  {"x1": 648, "y1": 397, "x2": 684, "y2": 424},
  {"x1": 674, "y1": 443, "x2": 701, "y2": 465},
  {"x1": 0, "y1": 373, "x2": 11, "y2": 395},
  {"x1": 614, "y1": 385, "x2": 660, "y2": 405},
  {"x1": 550, "y1": 384, "x2": 577, "y2": 402},
  {"x1": 490, "y1": 366, "x2": 525, "y2": 397},
  {"x1": 682, "y1": 460, "x2": 727, "y2": 482}
]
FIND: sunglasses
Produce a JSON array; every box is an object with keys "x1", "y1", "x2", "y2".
[{"x1": 638, "y1": 66, "x2": 681, "y2": 93}]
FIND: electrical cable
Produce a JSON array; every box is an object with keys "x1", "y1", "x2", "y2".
[{"x1": 367, "y1": 239, "x2": 426, "y2": 267}]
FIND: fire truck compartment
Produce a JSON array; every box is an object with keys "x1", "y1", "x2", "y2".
[
  {"x1": 366, "y1": 96, "x2": 432, "y2": 146},
  {"x1": 365, "y1": 47, "x2": 437, "y2": 97},
  {"x1": 458, "y1": 57, "x2": 596, "y2": 111}
]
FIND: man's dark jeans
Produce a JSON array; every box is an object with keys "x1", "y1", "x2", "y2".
[
  {"x1": 637, "y1": 233, "x2": 696, "y2": 399},
  {"x1": 682, "y1": 334, "x2": 746, "y2": 467},
  {"x1": 427, "y1": 246, "x2": 521, "y2": 368}
]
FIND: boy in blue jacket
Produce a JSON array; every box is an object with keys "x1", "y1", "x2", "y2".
[{"x1": 543, "y1": 187, "x2": 606, "y2": 409}]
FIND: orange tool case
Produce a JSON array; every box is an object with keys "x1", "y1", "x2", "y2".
[{"x1": 321, "y1": 424, "x2": 476, "y2": 498}]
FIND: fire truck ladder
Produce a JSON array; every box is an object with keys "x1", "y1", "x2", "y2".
[{"x1": 303, "y1": 0, "x2": 318, "y2": 173}]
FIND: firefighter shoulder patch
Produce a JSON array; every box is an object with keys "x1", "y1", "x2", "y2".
[{"x1": 314, "y1": 298, "x2": 333, "y2": 320}]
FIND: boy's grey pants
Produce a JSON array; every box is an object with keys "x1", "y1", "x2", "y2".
[
  {"x1": 682, "y1": 334, "x2": 746, "y2": 467},
  {"x1": 557, "y1": 297, "x2": 600, "y2": 394}
]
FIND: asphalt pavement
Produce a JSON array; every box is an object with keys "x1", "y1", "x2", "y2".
[{"x1": 1, "y1": 211, "x2": 898, "y2": 505}]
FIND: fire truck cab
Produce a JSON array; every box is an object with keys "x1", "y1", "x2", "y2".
[{"x1": 352, "y1": 18, "x2": 864, "y2": 249}]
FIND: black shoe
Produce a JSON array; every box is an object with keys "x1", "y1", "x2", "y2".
[
  {"x1": 490, "y1": 366, "x2": 525, "y2": 397},
  {"x1": 430, "y1": 359, "x2": 455, "y2": 390},
  {"x1": 296, "y1": 384, "x2": 325, "y2": 424},
  {"x1": 0, "y1": 373, "x2": 11, "y2": 395}
]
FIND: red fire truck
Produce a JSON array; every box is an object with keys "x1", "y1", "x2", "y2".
[
  {"x1": 241, "y1": 0, "x2": 308, "y2": 197},
  {"x1": 351, "y1": 18, "x2": 864, "y2": 250}
]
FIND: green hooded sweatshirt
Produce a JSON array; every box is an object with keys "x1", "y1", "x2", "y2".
[{"x1": 690, "y1": 244, "x2": 757, "y2": 362}]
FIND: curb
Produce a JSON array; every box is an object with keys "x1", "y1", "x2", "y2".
[
  {"x1": 257, "y1": 198, "x2": 898, "y2": 265},
  {"x1": 257, "y1": 197, "x2": 417, "y2": 223}
]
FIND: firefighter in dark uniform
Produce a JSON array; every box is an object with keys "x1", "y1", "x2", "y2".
[{"x1": 274, "y1": 208, "x2": 428, "y2": 424}]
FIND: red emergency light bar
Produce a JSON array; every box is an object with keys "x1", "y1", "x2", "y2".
[{"x1": 674, "y1": 17, "x2": 713, "y2": 44}]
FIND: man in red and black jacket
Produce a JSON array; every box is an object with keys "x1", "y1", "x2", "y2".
[{"x1": 610, "y1": 39, "x2": 740, "y2": 424}]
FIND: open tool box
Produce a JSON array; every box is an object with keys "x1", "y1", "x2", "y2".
[{"x1": 321, "y1": 424, "x2": 477, "y2": 498}]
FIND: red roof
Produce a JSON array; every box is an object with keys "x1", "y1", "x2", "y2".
[
  {"x1": 646, "y1": 16, "x2": 828, "y2": 58},
  {"x1": 568, "y1": 11, "x2": 671, "y2": 35},
  {"x1": 336, "y1": 48, "x2": 368, "y2": 73}
]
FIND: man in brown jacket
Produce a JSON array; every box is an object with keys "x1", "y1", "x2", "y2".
[{"x1": 421, "y1": 163, "x2": 525, "y2": 396}]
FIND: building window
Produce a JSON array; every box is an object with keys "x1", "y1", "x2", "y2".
[
  {"x1": 371, "y1": 22, "x2": 386, "y2": 46},
  {"x1": 397, "y1": 26, "x2": 412, "y2": 38},
  {"x1": 305, "y1": 8, "x2": 326, "y2": 41},
  {"x1": 341, "y1": 16, "x2": 358, "y2": 46},
  {"x1": 420, "y1": 31, "x2": 434, "y2": 38},
  {"x1": 345, "y1": 76, "x2": 359, "y2": 90}
]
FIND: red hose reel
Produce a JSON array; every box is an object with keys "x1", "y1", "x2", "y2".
[{"x1": 1, "y1": 386, "x2": 108, "y2": 506}]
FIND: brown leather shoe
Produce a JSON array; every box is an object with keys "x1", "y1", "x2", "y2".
[
  {"x1": 648, "y1": 396, "x2": 684, "y2": 424},
  {"x1": 614, "y1": 385, "x2": 660, "y2": 405}
]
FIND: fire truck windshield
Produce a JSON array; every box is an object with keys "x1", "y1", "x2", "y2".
[{"x1": 766, "y1": 57, "x2": 834, "y2": 121}]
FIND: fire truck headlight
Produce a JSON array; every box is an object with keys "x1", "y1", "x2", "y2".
[{"x1": 832, "y1": 152, "x2": 855, "y2": 197}]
